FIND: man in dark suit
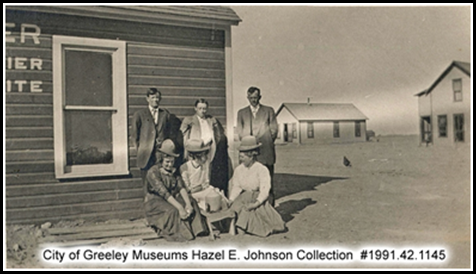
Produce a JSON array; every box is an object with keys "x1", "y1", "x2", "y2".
[
  {"x1": 236, "y1": 86, "x2": 278, "y2": 206},
  {"x1": 131, "y1": 88, "x2": 173, "y2": 192}
]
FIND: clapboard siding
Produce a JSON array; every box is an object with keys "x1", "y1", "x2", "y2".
[
  {"x1": 6, "y1": 104, "x2": 53, "y2": 115},
  {"x1": 6, "y1": 199, "x2": 143, "y2": 221},
  {"x1": 7, "y1": 11, "x2": 224, "y2": 42},
  {"x1": 6, "y1": 93, "x2": 53, "y2": 104},
  {"x1": 6, "y1": 127, "x2": 53, "y2": 138},
  {"x1": 128, "y1": 86, "x2": 226, "y2": 97},
  {"x1": 6, "y1": 82, "x2": 53, "y2": 93},
  {"x1": 6, "y1": 150, "x2": 54, "y2": 162},
  {"x1": 6, "y1": 138, "x2": 54, "y2": 151},
  {"x1": 128, "y1": 55, "x2": 225, "y2": 69},
  {"x1": 6, "y1": 35, "x2": 52, "y2": 48},
  {"x1": 7, "y1": 210, "x2": 144, "y2": 225},
  {"x1": 6, "y1": 71, "x2": 53, "y2": 81},
  {"x1": 6, "y1": 160, "x2": 55, "y2": 174},
  {"x1": 7, "y1": 188, "x2": 143, "y2": 209},
  {"x1": 6, "y1": 47, "x2": 52, "y2": 59},
  {"x1": 5, "y1": 8, "x2": 229, "y2": 225},
  {"x1": 128, "y1": 95, "x2": 226, "y2": 106},
  {"x1": 128, "y1": 75, "x2": 225, "y2": 87},
  {"x1": 6, "y1": 173, "x2": 57, "y2": 185},
  {"x1": 128, "y1": 66, "x2": 225, "y2": 79},
  {"x1": 127, "y1": 44, "x2": 224, "y2": 60},
  {"x1": 6, "y1": 116, "x2": 53, "y2": 127},
  {"x1": 6, "y1": 178, "x2": 142, "y2": 197}
]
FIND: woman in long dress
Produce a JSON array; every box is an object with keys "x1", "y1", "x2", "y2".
[
  {"x1": 144, "y1": 139, "x2": 207, "y2": 242},
  {"x1": 228, "y1": 136, "x2": 286, "y2": 237},
  {"x1": 180, "y1": 139, "x2": 229, "y2": 212}
]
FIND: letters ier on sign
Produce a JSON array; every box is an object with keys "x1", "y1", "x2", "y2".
[{"x1": 6, "y1": 23, "x2": 44, "y2": 93}]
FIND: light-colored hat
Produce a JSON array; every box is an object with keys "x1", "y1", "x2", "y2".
[
  {"x1": 185, "y1": 139, "x2": 210, "y2": 153},
  {"x1": 238, "y1": 136, "x2": 262, "y2": 152},
  {"x1": 158, "y1": 139, "x2": 179, "y2": 157}
]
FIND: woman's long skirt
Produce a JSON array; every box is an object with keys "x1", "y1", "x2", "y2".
[
  {"x1": 144, "y1": 194, "x2": 208, "y2": 242},
  {"x1": 230, "y1": 191, "x2": 286, "y2": 237}
]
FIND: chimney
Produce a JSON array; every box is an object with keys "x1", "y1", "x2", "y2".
[{"x1": 307, "y1": 97, "x2": 311, "y2": 105}]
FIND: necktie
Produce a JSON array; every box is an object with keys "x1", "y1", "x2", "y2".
[{"x1": 151, "y1": 109, "x2": 158, "y2": 124}]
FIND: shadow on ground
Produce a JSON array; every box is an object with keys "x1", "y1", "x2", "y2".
[
  {"x1": 274, "y1": 173, "x2": 347, "y2": 223},
  {"x1": 274, "y1": 173, "x2": 346, "y2": 200}
]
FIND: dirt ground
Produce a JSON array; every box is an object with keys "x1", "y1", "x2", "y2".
[{"x1": 5, "y1": 135, "x2": 472, "y2": 269}]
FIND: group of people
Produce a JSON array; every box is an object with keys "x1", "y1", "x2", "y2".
[{"x1": 131, "y1": 87, "x2": 286, "y2": 242}]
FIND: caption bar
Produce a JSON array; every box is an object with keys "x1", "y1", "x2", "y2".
[{"x1": 41, "y1": 247, "x2": 448, "y2": 265}]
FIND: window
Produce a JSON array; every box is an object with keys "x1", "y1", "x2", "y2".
[
  {"x1": 53, "y1": 36, "x2": 128, "y2": 178},
  {"x1": 453, "y1": 79, "x2": 462, "y2": 102},
  {"x1": 437, "y1": 115, "x2": 447, "y2": 138},
  {"x1": 307, "y1": 122, "x2": 314, "y2": 138},
  {"x1": 454, "y1": 114, "x2": 464, "y2": 142},
  {"x1": 333, "y1": 122, "x2": 340, "y2": 138},
  {"x1": 355, "y1": 121, "x2": 361, "y2": 137}
]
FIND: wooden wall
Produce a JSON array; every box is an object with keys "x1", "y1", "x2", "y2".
[{"x1": 6, "y1": 9, "x2": 227, "y2": 224}]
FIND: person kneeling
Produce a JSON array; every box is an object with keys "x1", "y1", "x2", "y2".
[
  {"x1": 229, "y1": 136, "x2": 286, "y2": 237},
  {"x1": 144, "y1": 140, "x2": 207, "y2": 242},
  {"x1": 180, "y1": 139, "x2": 229, "y2": 213}
]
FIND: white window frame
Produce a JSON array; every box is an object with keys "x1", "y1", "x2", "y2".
[{"x1": 53, "y1": 36, "x2": 128, "y2": 179}]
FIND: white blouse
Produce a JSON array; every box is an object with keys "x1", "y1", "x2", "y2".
[{"x1": 228, "y1": 161, "x2": 271, "y2": 204}]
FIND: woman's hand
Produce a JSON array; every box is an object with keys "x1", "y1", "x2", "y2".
[
  {"x1": 179, "y1": 207, "x2": 189, "y2": 220},
  {"x1": 185, "y1": 204, "x2": 194, "y2": 215}
]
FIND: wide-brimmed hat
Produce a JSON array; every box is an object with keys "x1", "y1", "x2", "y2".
[
  {"x1": 239, "y1": 136, "x2": 262, "y2": 152},
  {"x1": 158, "y1": 139, "x2": 179, "y2": 157},
  {"x1": 185, "y1": 139, "x2": 210, "y2": 153}
]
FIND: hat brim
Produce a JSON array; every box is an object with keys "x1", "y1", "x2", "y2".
[
  {"x1": 158, "y1": 149, "x2": 179, "y2": 158},
  {"x1": 238, "y1": 143, "x2": 262, "y2": 152},
  {"x1": 186, "y1": 146, "x2": 210, "y2": 153}
]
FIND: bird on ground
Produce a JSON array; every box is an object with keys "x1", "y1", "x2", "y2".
[{"x1": 343, "y1": 156, "x2": 352, "y2": 167}]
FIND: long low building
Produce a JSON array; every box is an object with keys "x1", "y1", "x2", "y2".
[{"x1": 276, "y1": 102, "x2": 368, "y2": 144}]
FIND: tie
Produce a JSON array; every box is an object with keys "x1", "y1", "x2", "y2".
[{"x1": 151, "y1": 108, "x2": 158, "y2": 124}]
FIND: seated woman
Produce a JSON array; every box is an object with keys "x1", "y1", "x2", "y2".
[
  {"x1": 180, "y1": 139, "x2": 229, "y2": 212},
  {"x1": 229, "y1": 136, "x2": 286, "y2": 237},
  {"x1": 144, "y1": 139, "x2": 207, "y2": 242}
]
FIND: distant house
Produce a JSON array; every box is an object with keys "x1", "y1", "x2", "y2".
[
  {"x1": 275, "y1": 103, "x2": 368, "y2": 144},
  {"x1": 415, "y1": 61, "x2": 471, "y2": 146}
]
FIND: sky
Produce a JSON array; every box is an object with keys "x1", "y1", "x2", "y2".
[{"x1": 229, "y1": 5, "x2": 471, "y2": 135}]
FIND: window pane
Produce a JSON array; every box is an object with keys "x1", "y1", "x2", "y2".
[
  {"x1": 65, "y1": 110, "x2": 113, "y2": 165},
  {"x1": 64, "y1": 50, "x2": 113, "y2": 106},
  {"x1": 453, "y1": 79, "x2": 462, "y2": 91},
  {"x1": 438, "y1": 115, "x2": 447, "y2": 137},
  {"x1": 334, "y1": 122, "x2": 340, "y2": 138}
]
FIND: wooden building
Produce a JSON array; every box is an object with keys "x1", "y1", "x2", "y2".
[
  {"x1": 275, "y1": 103, "x2": 368, "y2": 144},
  {"x1": 5, "y1": 5, "x2": 241, "y2": 224},
  {"x1": 415, "y1": 61, "x2": 471, "y2": 147}
]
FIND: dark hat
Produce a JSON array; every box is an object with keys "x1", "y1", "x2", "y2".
[
  {"x1": 238, "y1": 136, "x2": 262, "y2": 152},
  {"x1": 158, "y1": 139, "x2": 179, "y2": 158}
]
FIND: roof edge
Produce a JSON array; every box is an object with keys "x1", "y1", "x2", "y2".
[
  {"x1": 419, "y1": 60, "x2": 471, "y2": 96},
  {"x1": 6, "y1": 5, "x2": 241, "y2": 29}
]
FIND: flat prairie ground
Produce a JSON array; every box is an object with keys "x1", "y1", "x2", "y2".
[{"x1": 5, "y1": 135, "x2": 472, "y2": 269}]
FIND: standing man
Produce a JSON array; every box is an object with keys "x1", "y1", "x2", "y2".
[
  {"x1": 236, "y1": 86, "x2": 278, "y2": 206},
  {"x1": 131, "y1": 88, "x2": 173, "y2": 193}
]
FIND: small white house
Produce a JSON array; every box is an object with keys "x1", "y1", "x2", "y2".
[
  {"x1": 415, "y1": 61, "x2": 471, "y2": 146},
  {"x1": 276, "y1": 103, "x2": 368, "y2": 144}
]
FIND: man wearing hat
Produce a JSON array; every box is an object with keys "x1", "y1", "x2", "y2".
[{"x1": 236, "y1": 86, "x2": 278, "y2": 206}]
